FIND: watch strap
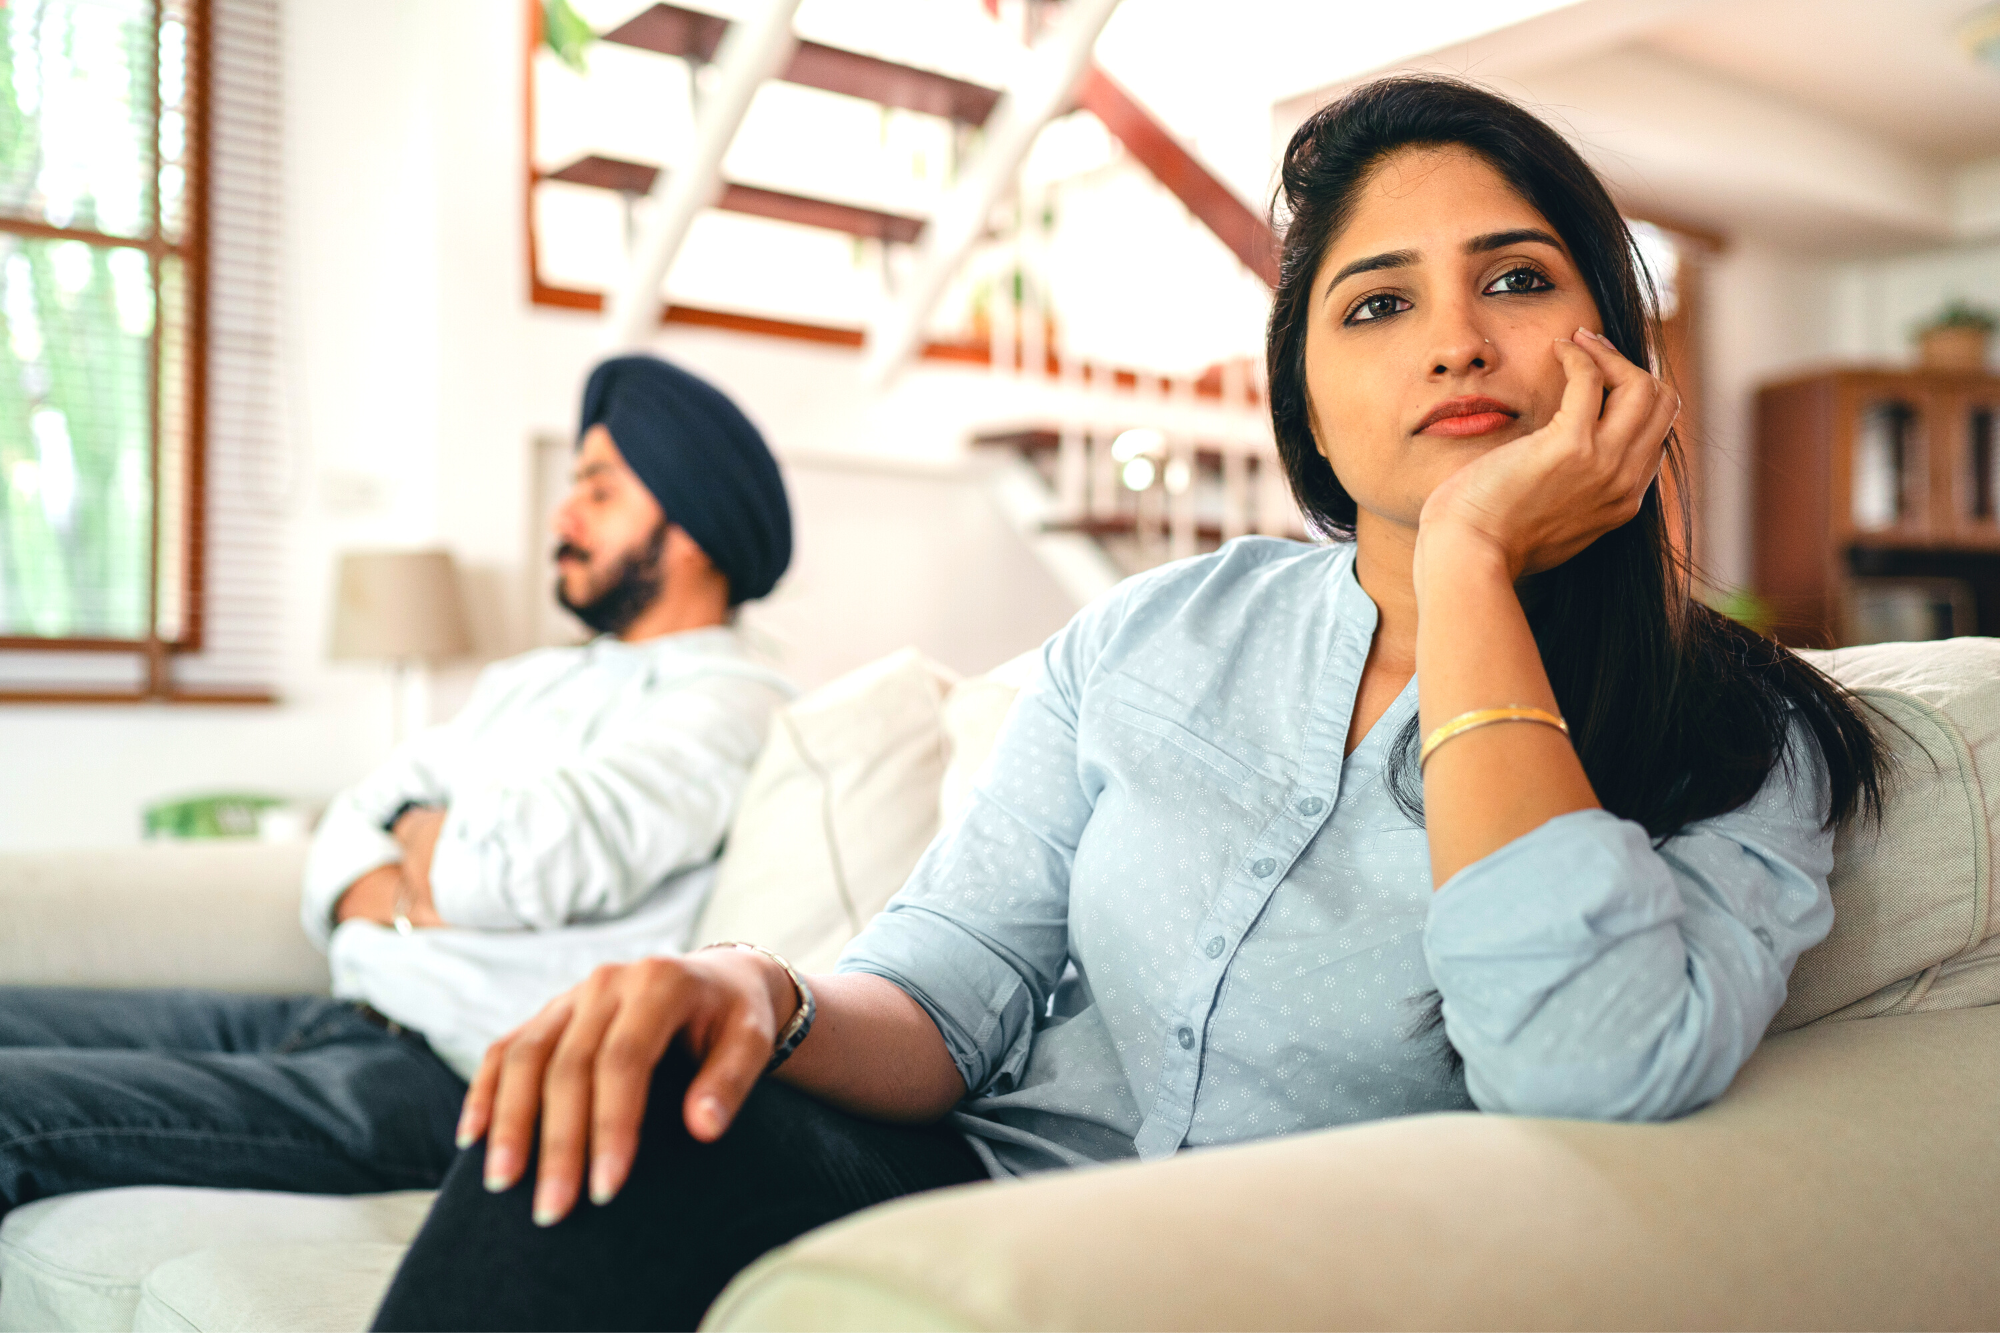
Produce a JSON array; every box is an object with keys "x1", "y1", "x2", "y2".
[{"x1": 705, "y1": 942, "x2": 815, "y2": 1072}]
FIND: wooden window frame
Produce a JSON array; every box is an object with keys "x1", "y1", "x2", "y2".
[{"x1": 0, "y1": 0, "x2": 238, "y2": 704}]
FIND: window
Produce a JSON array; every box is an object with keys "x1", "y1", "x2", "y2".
[{"x1": 0, "y1": 0, "x2": 205, "y2": 691}]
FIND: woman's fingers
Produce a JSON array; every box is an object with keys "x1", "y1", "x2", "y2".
[
  {"x1": 1571, "y1": 328, "x2": 1665, "y2": 451},
  {"x1": 1627, "y1": 381, "x2": 1680, "y2": 487},
  {"x1": 585, "y1": 960, "x2": 689, "y2": 1207},
  {"x1": 1571, "y1": 326, "x2": 1652, "y2": 397},
  {"x1": 1548, "y1": 337, "x2": 1605, "y2": 438},
  {"x1": 457, "y1": 1036, "x2": 508, "y2": 1149},
  {"x1": 482, "y1": 992, "x2": 576, "y2": 1193},
  {"x1": 683, "y1": 1004, "x2": 779, "y2": 1145},
  {"x1": 530, "y1": 970, "x2": 626, "y2": 1226}
]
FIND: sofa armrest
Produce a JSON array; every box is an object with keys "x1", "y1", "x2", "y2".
[
  {"x1": 0, "y1": 843, "x2": 329, "y2": 994},
  {"x1": 707, "y1": 1005, "x2": 2000, "y2": 1331}
]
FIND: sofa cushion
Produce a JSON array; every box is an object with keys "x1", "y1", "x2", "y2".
[
  {"x1": 0, "y1": 1187, "x2": 431, "y2": 1333},
  {"x1": 693, "y1": 649, "x2": 958, "y2": 973},
  {"x1": 132, "y1": 1242, "x2": 406, "y2": 1333},
  {"x1": 1776, "y1": 639, "x2": 2000, "y2": 1029},
  {"x1": 705, "y1": 1006, "x2": 2000, "y2": 1332}
]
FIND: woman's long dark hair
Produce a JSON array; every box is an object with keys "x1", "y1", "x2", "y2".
[{"x1": 1267, "y1": 75, "x2": 1887, "y2": 851}]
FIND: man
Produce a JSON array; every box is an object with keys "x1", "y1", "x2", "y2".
[{"x1": 0, "y1": 355, "x2": 794, "y2": 1216}]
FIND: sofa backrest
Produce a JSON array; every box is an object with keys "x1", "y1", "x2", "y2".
[
  {"x1": 0, "y1": 841, "x2": 329, "y2": 994},
  {"x1": 702, "y1": 638, "x2": 2000, "y2": 1033}
]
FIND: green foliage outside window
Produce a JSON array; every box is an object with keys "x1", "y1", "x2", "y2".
[{"x1": 0, "y1": 0, "x2": 193, "y2": 643}]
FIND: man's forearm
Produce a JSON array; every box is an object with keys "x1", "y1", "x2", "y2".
[
  {"x1": 332, "y1": 806, "x2": 449, "y2": 929},
  {"x1": 333, "y1": 862, "x2": 444, "y2": 929},
  {"x1": 334, "y1": 863, "x2": 404, "y2": 926}
]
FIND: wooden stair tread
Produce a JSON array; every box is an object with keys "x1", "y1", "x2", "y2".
[
  {"x1": 544, "y1": 155, "x2": 926, "y2": 243},
  {"x1": 602, "y1": 3, "x2": 1001, "y2": 125}
]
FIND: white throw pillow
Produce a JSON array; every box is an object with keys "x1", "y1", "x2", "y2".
[
  {"x1": 693, "y1": 649, "x2": 958, "y2": 972},
  {"x1": 1777, "y1": 638, "x2": 2000, "y2": 1029},
  {"x1": 938, "y1": 650, "x2": 1040, "y2": 827}
]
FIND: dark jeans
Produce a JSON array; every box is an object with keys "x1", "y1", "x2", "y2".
[
  {"x1": 0, "y1": 987, "x2": 466, "y2": 1218},
  {"x1": 373, "y1": 1051, "x2": 989, "y2": 1332}
]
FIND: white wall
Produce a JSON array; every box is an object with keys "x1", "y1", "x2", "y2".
[
  {"x1": 1827, "y1": 243, "x2": 2000, "y2": 366},
  {"x1": 0, "y1": 0, "x2": 1088, "y2": 850},
  {"x1": 1696, "y1": 241, "x2": 1841, "y2": 593}
]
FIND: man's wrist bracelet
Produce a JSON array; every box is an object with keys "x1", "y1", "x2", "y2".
[
  {"x1": 703, "y1": 942, "x2": 816, "y2": 1072},
  {"x1": 391, "y1": 874, "x2": 415, "y2": 937},
  {"x1": 1419, "y1": 706, "x2": 1569, "y2": 768}
]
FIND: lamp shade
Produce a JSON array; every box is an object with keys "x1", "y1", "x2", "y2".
[{"x1": 330, "y1": 549, "x2": 473, "y2": 663}]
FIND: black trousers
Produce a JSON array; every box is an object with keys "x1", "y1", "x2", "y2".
[
  {"x1": 372, "y1": 1052, "x2": 989, "y2": 1331},
  {"x1": 0, "y1": 987, "x2": 464, "y2": 1219}
]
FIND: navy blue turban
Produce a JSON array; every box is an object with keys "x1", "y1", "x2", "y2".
[{"x1": 578, "y1": 355, "x2": 791, "y2": 605}]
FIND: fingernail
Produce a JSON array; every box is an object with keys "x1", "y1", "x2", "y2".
[
  {"x1": 589, "y1": 1160, "x2": 618, "y2": 1207},
  {"x1": 528, "y1": 1184, "x2": 568, "y2": 1224},
  {"x1": 483, "y1": 1149, "x2": 513, "y2": 1193},
  {"x1": 697, "y1": 1095, "x2": 729, "y2": 1137},
  {"x1": 454, "y1": 1120, "x2": 475, "y2": 1150}
]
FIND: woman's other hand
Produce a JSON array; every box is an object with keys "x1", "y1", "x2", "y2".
[
  {"x1": 455, "y1": 947, "x2": 796, "y2": 1227},
  {"x1": 1417, "y1": 327, "x2": 1678, "y2": 580}
]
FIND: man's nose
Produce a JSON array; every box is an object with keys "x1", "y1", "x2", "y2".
[{"x1": 551, "y1": 498, "x2": 581, "y2": 542}]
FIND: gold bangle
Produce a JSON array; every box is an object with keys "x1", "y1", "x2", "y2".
[{"x1": 1419, "y1": 707, "x2": 1569, "y2": 768}]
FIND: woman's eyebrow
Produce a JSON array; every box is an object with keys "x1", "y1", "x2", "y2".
[
  {"x1": 1321, "y1": 229, "x2": 1564, "y2": 300},
  {"x1": 1323, "y1": 248, "x2": 1417, "y2": 298},
  {"x1": 1467, "y1": 227, "x2": 1563, "y2": 253}
]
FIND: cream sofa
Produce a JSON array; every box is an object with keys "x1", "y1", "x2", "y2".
[{"x1": 2, "y1": 640, "x2": 1998, "y2": 1331}]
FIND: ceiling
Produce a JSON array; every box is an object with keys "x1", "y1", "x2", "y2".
[
  {"x1": 1269, "y1": 0, "x2": 2000, "y2": 251},
  {"x1": 1641, "y1": 0, "x2": 2000, "y2": 165}
]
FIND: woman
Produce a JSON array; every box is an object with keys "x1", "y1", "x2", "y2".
[{"x1": 374, "y1": 75, "x2": 1885, "y2": 1331}]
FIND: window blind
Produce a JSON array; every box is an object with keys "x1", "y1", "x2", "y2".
[{"x1": 173, "y1": 0, "x2": 284, "y2": 693}]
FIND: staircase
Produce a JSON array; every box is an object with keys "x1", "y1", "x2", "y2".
[{"x1": 526, "y1": 0, "x2": 1304, "y2": 577}]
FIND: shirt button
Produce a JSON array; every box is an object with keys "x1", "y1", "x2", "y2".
[
  {"x1": 1176, "y1": 1026, "x2": 1195, "y2": 1049},
  {"x1": 1204, "y1": 935, "x2": 1225, "y2": 958},
  {"x1": 1297, "y1": 796, "x2": 1325, "y2": 817},
  {"x1": 1250, "y1": 857, "x2": 1277, "y2": 877}
]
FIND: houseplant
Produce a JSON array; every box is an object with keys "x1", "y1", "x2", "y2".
[{"x1": 1917, "y1": 300, "x2": 1997, "y2": 372}]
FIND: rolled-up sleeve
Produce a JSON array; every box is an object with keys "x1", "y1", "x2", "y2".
[
  {"x1": 838, "y1": 586, "x2": 1133, "y2": 1098},
  {"x1": 1424, "y1": 721, "x2": 1835, "y2": 1121}
]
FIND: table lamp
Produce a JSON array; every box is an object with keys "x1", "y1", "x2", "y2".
[{"x1": 330, "y1": 549, "x2": 473, "y2": 744}]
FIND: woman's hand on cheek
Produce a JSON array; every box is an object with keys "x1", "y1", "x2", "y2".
[{"x1": 1415, "y1": 327, "x2": 1678, "y2": 583}]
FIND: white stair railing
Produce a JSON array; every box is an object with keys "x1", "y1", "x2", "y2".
[{"x1": 601, "y1": 0, "x2": 802, "y2": 351}]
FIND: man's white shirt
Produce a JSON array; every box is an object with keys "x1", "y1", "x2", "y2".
[{"x1": 301, "y1": 626, "x2": 793, "y2": 1078}]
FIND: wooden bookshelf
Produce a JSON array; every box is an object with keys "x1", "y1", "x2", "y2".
[{"x1": 1754, "y1": 367, "x2": 2000, "y2": 646}]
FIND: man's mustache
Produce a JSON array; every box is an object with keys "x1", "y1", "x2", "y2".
[{"x1": 553, "y1": 542, "x2": 589, "y2": 565}]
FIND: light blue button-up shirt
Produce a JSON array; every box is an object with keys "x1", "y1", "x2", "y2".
[{"x1": 839, "y1": 538, "x2": 1835, "y2": 1177}]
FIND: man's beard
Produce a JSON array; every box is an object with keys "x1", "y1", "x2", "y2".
[{"x1": 555, "y1": 520, "x2": 668, "y2": 636}]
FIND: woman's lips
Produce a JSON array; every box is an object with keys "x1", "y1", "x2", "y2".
[{"x1": 1416, "y1": 396, "x2": 1519, "y2": 437}]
